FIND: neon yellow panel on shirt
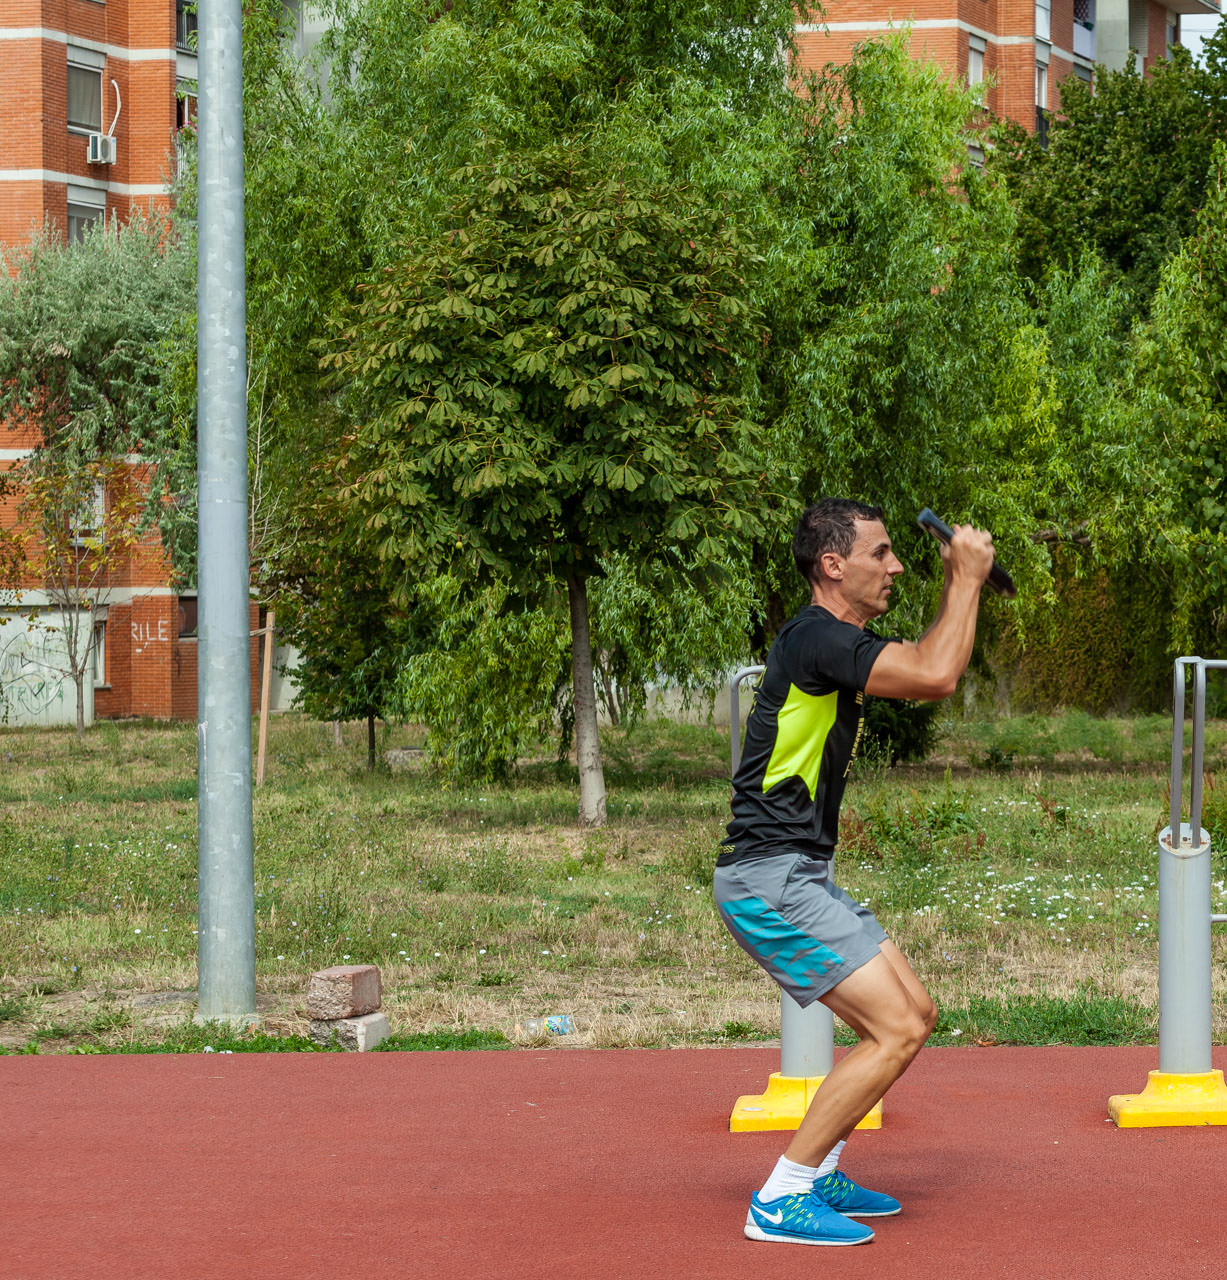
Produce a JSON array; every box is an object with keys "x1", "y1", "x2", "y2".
[{"x1": 762, "y1": 684, "x2": 838, "y2": 801}]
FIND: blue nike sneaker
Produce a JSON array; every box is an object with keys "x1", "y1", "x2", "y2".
[
  {"x1": 744, "y1": 1190, "x2": 875, "y2": 1246},
  {"x1": 814, "y1": 1169, "x2": 902, "y2": 1218}
]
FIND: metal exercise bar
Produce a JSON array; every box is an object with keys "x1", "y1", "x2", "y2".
[
  {"x1": 1159, "y1": 658, "x2": 1227, "y2": 1075},
  {"x1": 730, "y1": 665, "x2": 764, "y2": 777},
  {"x1": 730, "y1": 666, "x2": 835, "y2": 1081}
]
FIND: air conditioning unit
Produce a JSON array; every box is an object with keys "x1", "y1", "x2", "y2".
[{"x1": 87, "y1": 133, "x2": 116, "y2": 165}]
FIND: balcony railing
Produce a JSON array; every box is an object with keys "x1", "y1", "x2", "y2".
[
  {"x1": 1073, "y1": 21, "x2": 1096, "y2": 59},
  {"x1": 176, "y1": 1, "x2": 197, "y2": 52}
]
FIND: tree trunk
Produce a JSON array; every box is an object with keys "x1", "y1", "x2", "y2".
[
  {"x1": 367, "y1": 709, "x2": 377, "y2": 772},
  {"x1": 74, "y1": 670, "x2": 86, "y2": 740},
  {"x1": 596, "y1": 652, "x2": 620, "y2": 727},
  {"x1": 332, "y1": 721, "x2": 344, "y2": 747},
  {"x1": 567, "y1": 573, "x2": 606, "y2": 826}
]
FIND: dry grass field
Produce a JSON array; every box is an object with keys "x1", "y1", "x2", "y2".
[{"x1": 2, "y1": 710, "x2": 1225, "y2": 1053}]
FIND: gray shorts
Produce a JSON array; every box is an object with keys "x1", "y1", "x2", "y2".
[{"x1": 713, "y1": 852, "x2": 887, "y2": 1007}]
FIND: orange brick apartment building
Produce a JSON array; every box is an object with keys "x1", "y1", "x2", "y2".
[
  {"x1": 796, "y1": 0, "x2": 1222, "y2": 136},
  {"x1": 0, "y1": 418, "x2": 262, "y2": 729},
  {"x1": 0, "y1": 0, "x2": 269, "y2": 727}
]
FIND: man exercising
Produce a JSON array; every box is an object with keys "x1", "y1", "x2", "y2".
[{"x1": 715, "y1": 497, "x2": 995, "y2": 1246}]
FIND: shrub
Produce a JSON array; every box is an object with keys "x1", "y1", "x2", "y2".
[{"x1": 861, "y1": 697, "x2": 941, "y2": 765}]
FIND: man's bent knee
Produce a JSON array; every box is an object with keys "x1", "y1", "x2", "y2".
[
  {"x1": 917, "y1": 993, "x2": 939, "y2": 1038},
  {"x1": 887, "y1": 1008, "x2": 929, "y2": 1064}
]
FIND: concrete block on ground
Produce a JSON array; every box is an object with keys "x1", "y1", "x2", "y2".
[
  {"x1": 310, "y1": 1011, "x2": 391, "y2": 1052},
  {"x1": 307, "y1": 964, "x2": 382, "y2": 1020}
]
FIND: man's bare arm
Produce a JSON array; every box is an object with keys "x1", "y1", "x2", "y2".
[{"x1": 864, "y1": 526, "x2": 994, "y2": 701}]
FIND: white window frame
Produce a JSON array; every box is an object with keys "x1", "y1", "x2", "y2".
[
  {"x1": 92, "y1": 619, "x2": 108, "y2": 688},
  {"x1": 71, "y1": 482, "x2": 107, "y2": 547},
  {"x1": 66, "y1": 183, "x2": 106, "y2": 244},
  {"x1": 1036, "y1": 56, "x2": 1049, "y2": 111},
  {"x1": 1036, "y1": 0, "x2": 1052, "y2": 41},
  {"x1": 67, "y1": 46, "x2": 105, "y2": 135},
  {"x1": 968, "y1": 35, "x2": 986, "y2": 101}
]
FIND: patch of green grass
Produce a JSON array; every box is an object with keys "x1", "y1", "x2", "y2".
[
  {"x1": 375, "y1": 1028, "x2": 509, "y2": 1051},
  {"x1": 0, "y1": 996, "x2": 28, "y2": 1023},
  {"x1": 475, "y1": 969, "x2": 518, "y2": 988},
  {"x1": 104, "y1": 1021, "x2": 339, "y2": 1054},
  {"x1": 697, "y1": 1018, "x2": 776, "y2": 1044},
  {"x1": 930, "y1": 992, "x2": 1156, "y2": 1046}
]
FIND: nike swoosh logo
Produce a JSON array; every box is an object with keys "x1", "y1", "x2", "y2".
[{"x1": 757, "y1": 1207, "x2": 784, "y2": 1224}]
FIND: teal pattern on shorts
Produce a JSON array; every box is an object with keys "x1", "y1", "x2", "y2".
[{"x1": 719, "y1": 896, "x2": 846, "y2": 987}]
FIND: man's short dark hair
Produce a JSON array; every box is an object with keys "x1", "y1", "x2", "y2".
[{"x1": 794, "y1": 498, "x2": 885, "y2": 586}]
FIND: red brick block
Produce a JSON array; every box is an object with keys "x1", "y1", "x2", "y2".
[{"x1": 307, "y1": 966, "x2": 383, "y2": 1020}]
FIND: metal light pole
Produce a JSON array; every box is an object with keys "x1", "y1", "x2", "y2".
[{"x1": 195, "y1": 0, "x2": 256, "y2": 1022}]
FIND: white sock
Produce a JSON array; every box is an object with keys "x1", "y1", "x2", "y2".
[
  {"x1": 758, "y1": 1155, "x2": 820, "y2": 1202},
  {"x1": 816, "y1": 1139, "x2": 846, "y2": 1178}
]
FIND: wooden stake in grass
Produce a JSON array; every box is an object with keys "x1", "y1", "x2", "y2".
[{"x1": 256, "y1": 610, "x2": 275, "y2": 787}]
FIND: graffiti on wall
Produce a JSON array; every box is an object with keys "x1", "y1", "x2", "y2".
[
  {"x1": 132, "y1": 618, "x2": 169, "y2": 645},
  {"x1": 0, "y1": 614, "x2": 81, "y2": 727}
]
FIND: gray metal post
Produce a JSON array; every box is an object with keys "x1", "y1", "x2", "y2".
[
  {"x1": 781, "y1": 991, "x2": 835, "y2": 1078},
  {"x1": 731, "y1": 668, "x2": 835, "y2": 1078},
  {"x1": 1157, "y1": 658, "x2": 1224, "y2": 1074},
  {"x1": 195, "y1": 0, "x2": 256, "y2": 1022},
  {"x1": 730, "y1": 666, "x2": 763, "y2": 777}
]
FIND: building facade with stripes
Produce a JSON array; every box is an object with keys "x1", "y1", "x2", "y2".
[
  {"x1": 0, "y1": 2, "x2": 268, "y2": 727},
  {"x1": 794, "y1": 0, "x2": 1221, "y2": 136}
]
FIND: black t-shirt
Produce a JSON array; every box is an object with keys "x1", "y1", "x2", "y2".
[{"x1": 720, "y1": 606, "x2": 892, "y2": 865}]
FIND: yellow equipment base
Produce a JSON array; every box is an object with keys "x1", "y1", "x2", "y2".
[
  {"x1": 1108, "y1": 1069, "x2": 1227, "y2": 1128},
  {"x1": 730, "y1": 1071, "x2": 883, "y2": 1133}
]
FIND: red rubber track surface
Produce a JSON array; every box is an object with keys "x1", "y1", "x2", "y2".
[{"x1": 4, "y1": 1045, "x2": 1226, "y2": 1279}]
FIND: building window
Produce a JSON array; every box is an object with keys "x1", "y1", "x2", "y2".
[
  {"x1": 1035, "y1": 57, "x2": 1049, "y2": 109},
  {"x1": 92, "y1": 622, "x2": 107, "y2": 688},
  {"x1": 67, "y1": 193, "x2": 105, "y2": 243},
  {"x1": 71, "y1": 482, "x2": 107, "y2": 546},
  {"x1": 968, "y1": 35, "x2": 986, "y2": 91},
  {"x1": 1074, "y1": 63, "x2": 1093, "y2": 85},
  {"x1": 177, "y1": 0, "x2": 198, "y2": 52},
  {"x1": 178, "y1": 596, "x2": 198, "y2": 638},
  {"x1": 1167, "y1": 17, "x2": 1178, "y2": 56},
  {"x1": 67, "y1": 59, "x2": 103, "y2": 133},
  {"x1": 1073, "y1": 0, "x2": 1096, "y2": 59},
  {"x1": 176, "y1": 86, "x2": 198, "y2": 132},
  {"x1": 1035, "y1": 0, "x2": 1051, "y2": 41}
]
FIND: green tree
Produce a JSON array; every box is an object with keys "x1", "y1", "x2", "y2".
[
  {"x1": 223, "y1": 2, "x2": 797, "y2": 780},
  {"x1": 0, "y1": 217, "x2": 194, "y2": 734},
  {"x1": 0, "y1": 217, "x2": 194, "y2": 469},
  {"x1": 398, "y1": 577, "x2": 571, "y2": 781},
  {"x1": 755, "y1": 37, "x2": 1043, "y2": 630},
  {"x1": 1138, "y1": 141, "x2": 1227, "y2": 649},
  {"x1": 587, "y1": 554, "x2": 760, "y2": 727},
  {"x1": 5, "y1": 459, "x2": 145, "y2": 736},
  {"x1": 326, "y1": 145, "x2": 765, "y2": 823},
  {"x1": 992, "y1": 33, "x2": 1227, "y2": 315},
  {"x1": 268, "y1": 490, "x2": 425, "y2": 770}
]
